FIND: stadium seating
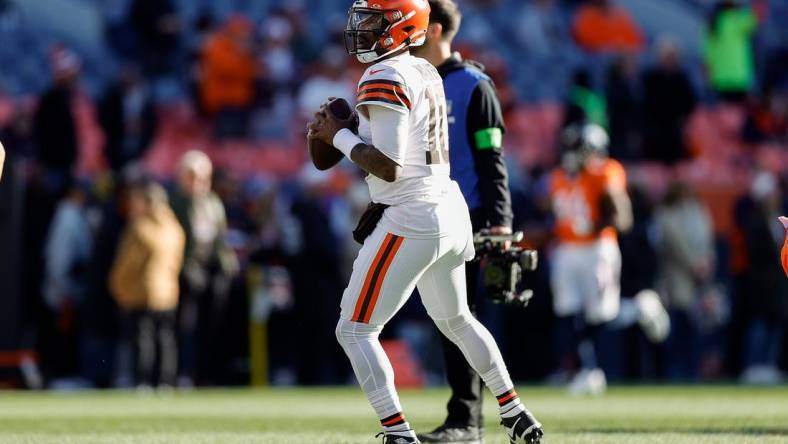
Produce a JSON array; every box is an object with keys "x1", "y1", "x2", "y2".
[{"x1": 2, "y1": 0, "x2": 785, "y2": 195}]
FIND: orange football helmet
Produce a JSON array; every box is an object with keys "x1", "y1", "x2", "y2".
[{"x1": 344, "y1": 0, "x2": 430, "y2": 64}]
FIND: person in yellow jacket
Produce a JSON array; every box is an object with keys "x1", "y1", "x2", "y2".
[{"x1": 110, "y1": 180, "x2": 185, "y2": 388}]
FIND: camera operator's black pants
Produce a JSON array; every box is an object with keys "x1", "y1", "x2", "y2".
[{"x1": 439, "y1": 248, "x2": 485, "y2": 428}]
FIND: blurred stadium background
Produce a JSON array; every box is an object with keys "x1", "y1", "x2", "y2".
[{"x1": 0, "y1": 0, "x2": 786, "y2": 413}]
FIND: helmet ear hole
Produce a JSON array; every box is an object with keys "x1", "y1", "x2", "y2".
[{"x1": 402, "y1": 25, "x2": 415, "y2": 33}]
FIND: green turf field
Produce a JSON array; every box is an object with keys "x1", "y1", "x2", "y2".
[{"x1": 0, "y1": 386, "x2": 786, "y2": 443}]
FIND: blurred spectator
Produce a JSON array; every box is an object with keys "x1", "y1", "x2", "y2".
[
  {"x1": 286, "y1": 169, "x2": 348, "y2": 384},
  {"x1": 654, "y1": 182, "x2": 715, "y2": 380},
  {"x1": 33, "y1": 46, "x2": 81, "y2": 197},
  {"x1": 81, "y1": 179, "x2": 131, "y2": 387},
  {"x1": 514, "y1": 0, "x2": 569, "y2": 56},
  {"x1": 184, "y1": 12, "x2": 216, "y2": 113},
  {"x1": 605, "y1": 54, "x2": 642, "y2": 160},
  {"x1": 212, "y1": 170, "x2": 251, "y2": 232},
  {"x1": 259, "y1": 14, "x2": 299, "y2": 93},
  {"x1": 129, "y1": 0, "x2": 181, "y2": 78},
  {"x1": 296, "y1": 46, "x2": 356, "y2": 120},
  {"x1": 199, "y1": 15, "x2": 256, "y2": 139},
  {"x1": 40, "y1": 179, "x2": 93, "y2": 384},
  {"x1": 572, "y1": 0, "x2": 644, "y2": 54},
  {"x1": 244, "y1": 179, "x2": 300, "y2": 384},
  {"x1": 276, "y1": 5, "x2": 320, "y2": 66},
  {"x1": 641, "y1": 39, "x2": 697, "y2": 165},
  {"x1": 703, "y1": 0, "x2": 758, "y2": 102},
  {"x1": 564, "y1": 69, "x2": 607, "y2": 129},
  {"x1": 618, "y1": 184, "x2": 658, "y2": 298},
  {"x1": 740, "y1": 172, "x2": 788, "y2": 384},
  {"x1": 0, "y1": 98, "x2": 36, "y2": 159},
  {"x1": 251, "y1": 14, "x2": 302, "y2": 140},
  {"x1": 110, "y1": 180, "x2": 185, "y2": 388},
  {"x1": 42, "y1": 180, "x2": 93, "y2": 318},
  {"x1": 170, "y1": 151, "x2": 238, "y2": 386},
  {"x1": 103, "y1": 0, "x2": 137, "y2": 59},
  {"x1": 741, "y1": 86, "x2": 788, "y2": 144},
  {"x1": 759, "y1": 0, "x2": 788, "y2": 92},
  {"x1": 98, "y1": 65, "x2": 157, "y2": 173}
]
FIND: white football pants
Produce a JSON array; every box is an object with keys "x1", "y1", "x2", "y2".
[
  {"x1": 336, "y1": 223, "x2": 515, "y2": 421},
  {"x1": 550, "y1": 238, "x2": 622, "y2": 325}
]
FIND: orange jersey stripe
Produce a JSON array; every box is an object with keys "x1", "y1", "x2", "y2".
[
  {"x1": 361, "y1": 235, "x2": 404, "y2": 323},
  {"x1": 352, "y1": 233, "x2": 393, "y2": 322},
  {"x1": 358, "y1": 83, "x2": 408, "y2": 97},
  {"x1": 357, "y1": 90, "x2": 412, "y2": 109}
]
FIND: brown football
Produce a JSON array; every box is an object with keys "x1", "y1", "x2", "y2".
[{"x1": 308, "y1": 98, "x2": 355, "y2": 171}]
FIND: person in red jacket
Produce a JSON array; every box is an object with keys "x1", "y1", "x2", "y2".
[
  {"x1": 572, "y1": 0, "x2": 644, "y2": 54},
  {"x1": 198, "y1": 15, "x2": 256, "y2": 138}
]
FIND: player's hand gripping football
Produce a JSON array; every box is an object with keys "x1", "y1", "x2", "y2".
[{"x1": 307, "y1": 97, "x2": 358, "y2": 146}]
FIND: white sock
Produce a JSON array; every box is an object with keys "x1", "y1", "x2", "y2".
[{"x1": 381, "y1": 412, "x2": 414, "y2": 436}]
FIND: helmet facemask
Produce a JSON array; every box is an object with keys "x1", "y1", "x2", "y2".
[{"x1": 344, "y1": 8, "x2": 389, "y2": 64}]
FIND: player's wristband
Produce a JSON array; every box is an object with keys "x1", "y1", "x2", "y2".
[{"x1": 333, "y1": 128, "x2": 364, "y2": 159}]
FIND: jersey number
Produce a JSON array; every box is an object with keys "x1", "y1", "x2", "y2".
[
  {"x1": 553, "y1": 188, "x2": 593, "y2": 236},
  {"x1": 425, "y1": 87, "x2": 449, "y2": 165},
  {"x1": 414, "y1": 64, "x2": 449, "y2": 165}
]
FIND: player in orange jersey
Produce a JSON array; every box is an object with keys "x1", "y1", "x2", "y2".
[{"x1": 548, "y1": 124, "x2": 668, "y2": 394}]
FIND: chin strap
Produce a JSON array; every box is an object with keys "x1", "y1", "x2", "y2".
[{"x1": 358, "y1": 41, "x2": 408, "y2": 64}]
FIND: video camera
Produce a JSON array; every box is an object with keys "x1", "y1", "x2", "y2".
[{"x1": 473, "y1": 230, "x2": 538, "y2": 307}]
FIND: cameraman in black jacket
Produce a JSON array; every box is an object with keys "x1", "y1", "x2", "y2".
[{"x1": 412, "y1": 1, "x2": 513, "y2": 441}]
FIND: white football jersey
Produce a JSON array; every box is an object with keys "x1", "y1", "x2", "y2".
[{"x1": 355, "y1": 53, "x2": 469, "y2": 239}]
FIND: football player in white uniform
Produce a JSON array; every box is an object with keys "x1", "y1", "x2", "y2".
[{"x1": 307, "y1": 1, "x2": 542, "y2": 443}]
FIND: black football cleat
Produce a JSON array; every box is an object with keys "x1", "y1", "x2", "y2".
[
  {"x1": 417, "y1": 424, "x2": 482, "y2": 443},
  {"x1": 376, "y1": 431, "x2": 421, "y2": 444},
  {"x1": 500, "y1": 409, "x2": 543, "y2": 444}
]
